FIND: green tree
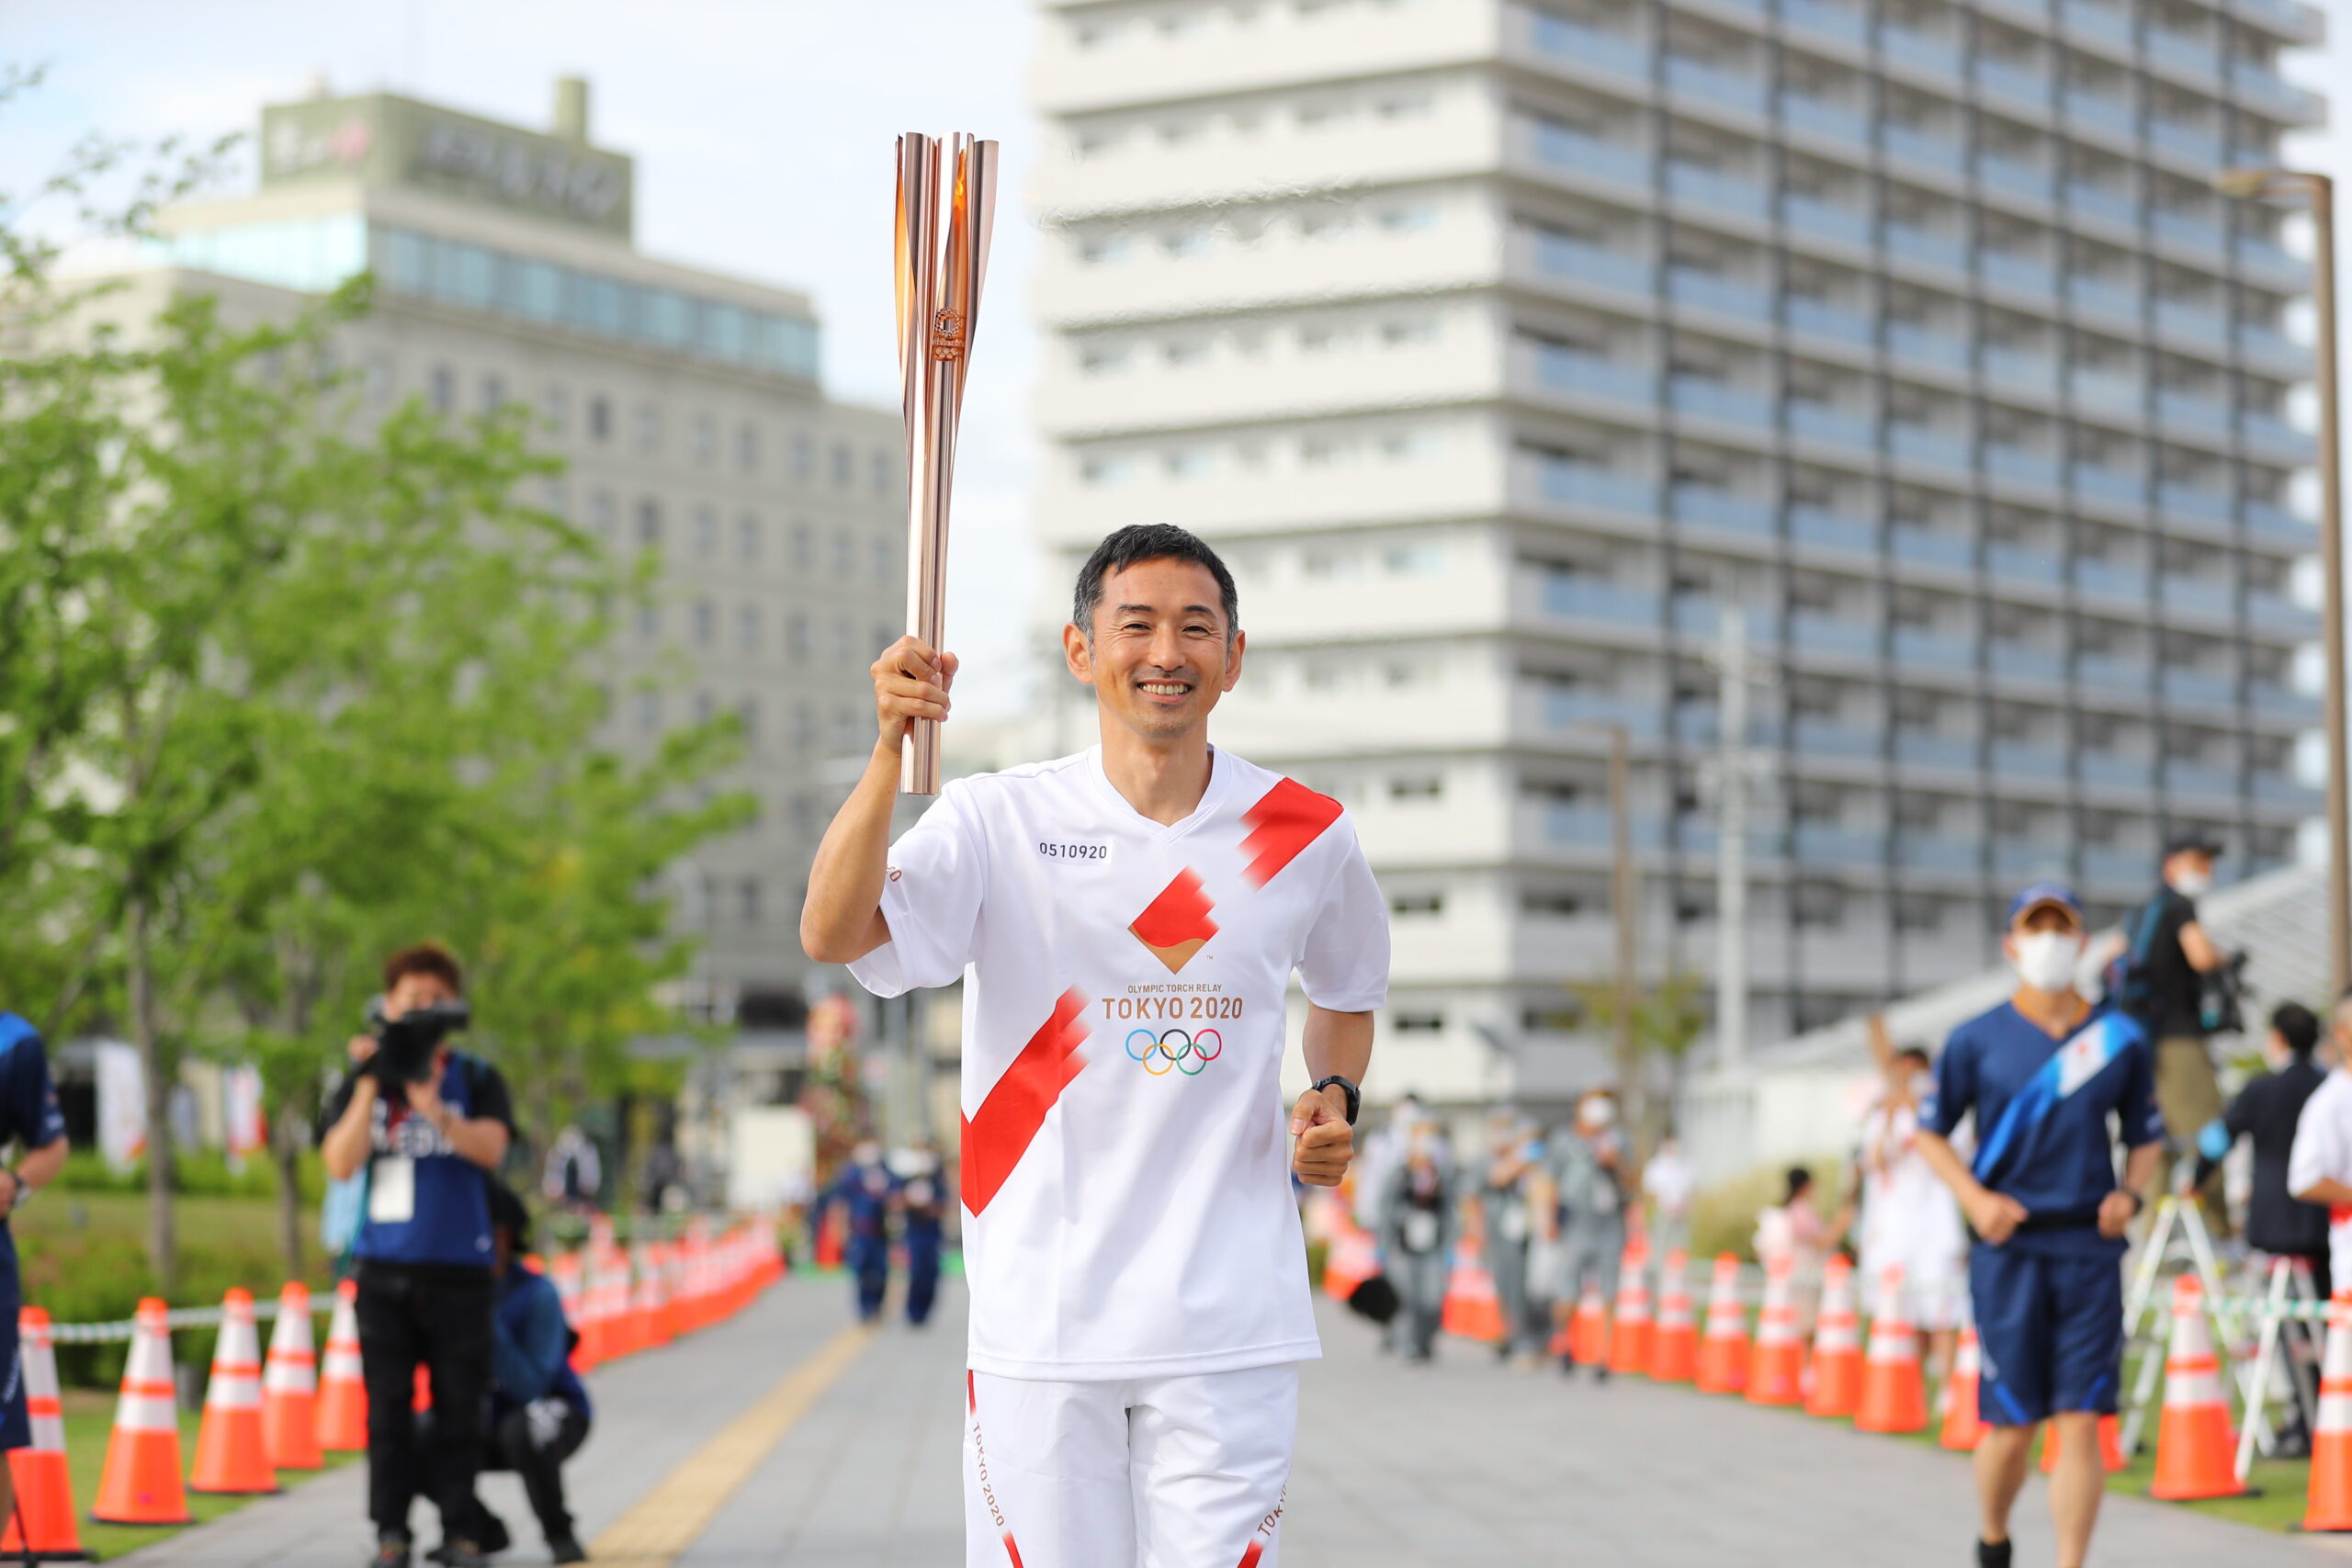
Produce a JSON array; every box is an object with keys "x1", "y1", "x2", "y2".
[{"x1": 1567, "y1": 969, "x2": 1708, "y2": 1163}]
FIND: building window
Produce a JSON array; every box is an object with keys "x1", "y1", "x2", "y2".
[
  {"x1": 1389, "y1": 775, "x2": 1443, "y2": 798},
  {"x1": 739, "y1": 514, "x2": 762, "y2": 562},
  {"x1": 540, "y1": 384, "x2": 568, "y2": 433},
  {"x1": 787, "y1": 614, "x2": 811, "y2": 659},
  {"x1": 738, "y1": 423, "x2": 760, "y2": 472},
  {"x1": 589, "y1": 490, "x2": 615, "y2": 539},
  {"x1": 790, "y1": 523, "x2": 812, "y2": 569},
  {"x1": 428, "y1": 366, "x2": 454, "y2": 413},
  {"x1": 635, "y1": 690, "x2": 661, "y2": 734},
  {"x1": 481, "y1": 372, "x2": 505, "y2": 410},
  {"x1": 637, "y1": 603, "x2": 660, "y2": 640},
  {"x1": 695, "y1": 505, "x2": 718, "y2": 556},
  {"x1": 635, "y1": 403, "x2": 661, "y2": 454},
  {"x1": 1392, "y1": 1011, "x2": 1446, "y2": 1032},
  {"x1": 739, "y1": 696, "x2": 760, "y2": 743},
  {"x1": 694, "y1": 600, "x2": 717, "y2": 646},
  {"x1": 739, "y1": 605, "x2": 761, "y2": 651},
  {"x1": 792, "y1": 434, "x2": 814, "y2": 479},
  {"x1": 871, "y1": 538, "x2": 893, "y2": 581},
  {"x1": 693, "y1": 412, "x2": 718, "y2": 465},
  {"x1": 871, "y1": 451, "x2": 893, "y2": 495},
  {"x1": 1389, "y1": 891, "x2": 1444, "y2": 916},
  {"x1": 366, "y1": 353, "x2": 394, "y2": 405},
  {"x1": 833, "y1": 529, "x2": 854, "y2": 577},
  {"x1": 831, "y1": 442, "x2": 853, "y2": 486},
  {"x1": 693, "y1": 691, "x2": 716, "y2": 725},
  {"x1": 588, "y1": 395, "x2": 611, "y2": 442},
  {"x1": 740, "y1": 879, "x2": 763, "y2": 927},
  {"x1": 792, "y1": 704, "x2": 815, "y2": 748},
  {"x1": 637, "y1": 500, "x2": 662, "y2": 547},
  {"x1": 832, "y1": 618, "x2": 853, "y2": 663}
]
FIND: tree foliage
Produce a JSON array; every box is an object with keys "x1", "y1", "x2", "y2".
[{"x1": 0, "y1": 85, "x2": 750, "y2": 1285}]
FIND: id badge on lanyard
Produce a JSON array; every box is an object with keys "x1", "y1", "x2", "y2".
[{"x1": 369, "y1": 1156, "x2": 416, "y2": 1223}]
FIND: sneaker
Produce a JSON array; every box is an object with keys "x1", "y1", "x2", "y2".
[
  {"x1": 435, "y1": 1541, "x2": 490, "y2": 1568},
  {"x1": 372, "y1": 1536, "x2": 413, "y2": 1568},
  {"x1": 1976, "y1": 1539, "x2": 2012, "y2": 1568},
  {"x1": 548, "y1": 1537, "x2": 587, "y2": 1565},
  {"x1": 475, "y1": 1513, "x2": 512, "y2": 1557}
]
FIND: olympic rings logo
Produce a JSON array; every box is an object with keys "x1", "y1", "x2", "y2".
[{"x1": 1125, "y1": 1027, "x2": 1224, "y2": 1077}]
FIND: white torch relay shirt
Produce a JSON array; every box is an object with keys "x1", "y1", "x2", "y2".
[
  {"x1": 850, "y1": 746, "x2": 1390, "y2": 1382},
  {"x1": 2288, "y1": 1066, "x2": 2352, "y2": 1289}
]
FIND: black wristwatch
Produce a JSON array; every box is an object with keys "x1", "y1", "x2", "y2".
[
  {"x1": 2122, "y1": 1189, "x2": 2146, "y2": 1215},
  {"x1": 1311, "y1": 1076, "x2": 1361, "y2": 1126}
]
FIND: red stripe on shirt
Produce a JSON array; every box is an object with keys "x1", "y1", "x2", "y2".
[
  {"x1": 1238, "y1": 778, "x2": 1344, "y2": 887},
  {"x1": 1237, "y1": 1543, "x2": 1265, "y2": 1568},
  {"x1": 1130, "y1": 869, "x2": 1219, "y2": 949},
  {"x1": 961, "y1": 989, "x2": 1091, "y2": 1215}
]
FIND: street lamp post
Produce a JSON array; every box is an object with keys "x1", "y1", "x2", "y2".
[{"x1": 2215, "y1": 168, "x2": 2347, "y2": 995}]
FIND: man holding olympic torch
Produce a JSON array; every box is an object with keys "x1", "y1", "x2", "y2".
[{"x1": 802, "y1": 523, "x2": 1389, "y2": 1566}]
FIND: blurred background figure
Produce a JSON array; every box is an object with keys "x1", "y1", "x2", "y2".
[
  {"x1": 1377, "y1": 1123, "x2": 1457, "y2": 1364},
  {"x1": 1642, "y1": 1133, "x2": 1696, "y2": 1258},
  {"x1": 899, "y1": 1140, "x2": 948, "y2": 1329},
  {"x1": 1755, "y1": 1167, "x2": 1833, "y2": 1333},
  {"x1": 540, "y1": 1125, "x2": 602, "y2": 1216},
  {"x1": 2205, "y1": 1001, "x2": 2329, "y2": 1299},
  {"x1": 823, "y1": 1138, "x2": 899, "y2": 1325},
  {"x1": 1548, "y1": 1089, "x2": 1625, "y2": 1378},
  {"x1": 1860, "y1": 1017, "x2": 1966, "y2": 1401},
  {"x1": 1353, "y1": 1089, "x2": 1432, "y2": 1238},
  {"x1": 1476, "y1": 1113, "x2": 1548, "y2": 1366}
]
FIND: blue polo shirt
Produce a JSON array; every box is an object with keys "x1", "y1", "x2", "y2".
[
  {"x1": 326, "y1": 1050, "x2": 514, "y2": 1269},
  {"x1": 0, "y1": 1017, "x2": 67, "y2": 1295},
  {"x1": 1923, "y1": 1000, "x2": 2165, "y2": 1256}
]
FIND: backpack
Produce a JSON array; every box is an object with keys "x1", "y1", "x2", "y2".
[{"x1": 2102, "y1": 895, "x2": 2171, "y2": 1024}]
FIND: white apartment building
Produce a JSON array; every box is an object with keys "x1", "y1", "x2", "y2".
[
  {"x1": 1029, "y1": 0, "x2": 2325, "y2": 1108},
  {"x1": 118, "y1": 81, "x2": 903, "y2": 1079}
]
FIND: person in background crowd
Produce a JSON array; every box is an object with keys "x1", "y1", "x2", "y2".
[
  {"x1": 1860, "y1": 1016, "x2": 1967, "y2": 1404},
  {"x1": 2289, "y1": 992, "x2": 2352, "y2": 1308},
  {"x1": 422, "y1": 1185, "x2": 591, "y2": 1566},
  {"x1": 1916, "y1": 884, "x2": 2163, "y2": 1568},
  {"x1": 539, "y1": 1126, "x2": 601, "y2": 1214},
  {"x1": 2211, "y1": 1002, "x2": 2332, "y2": 1298},
  {"x1": 1352, "y1": 1090, "x2": 1430, "y2": 1237},
  {"x1": 0, "y1": 1012, "x2": 72, "y2": 1549},
  {"x1": 2112, "y1": 833, "x2": 2232, "y2": 1228},
  {"x1": 1476, "y1": 1113, "x2": 1547, "y2": 1365},
  {"x1": 1642, "y1": 1133, "x2": 1697, "y2": 1258},
  {"x1": 899, "y1": 1140, "x2": 947, "y2": 1328},
  {"x1": 1549, "y1": 1089, "x2": 1626, "y2": 1379},
  {"x1": 322, "y1": 944, "x2": 516, "y2": 1568},
  {"x1": 1378, "y1": 1124, "x2": 1458, "y2": 1363},
  {"x1": 822, "y1": 1139, "x2": 899, "y2": 1325},
  {"x1": 1754, "y1": 1167, "x2": 1834, "y2": 1334}
]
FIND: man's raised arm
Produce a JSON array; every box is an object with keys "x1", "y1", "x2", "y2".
[{"x1": 800, "y1": 637, "x2": 956, "y2": 964}]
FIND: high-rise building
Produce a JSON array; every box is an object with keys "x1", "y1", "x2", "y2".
[
  {"x1": 1029, "y1": 0, "x2": 2327, "y2": 1104},
  {"x1": 121, "y1": 79, "x2": 903, "y2": 1046}
]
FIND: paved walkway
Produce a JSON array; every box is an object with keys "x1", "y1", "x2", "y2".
[{"x1": 124, "y1": 1272, "x2": 2352, "y2": 1567}]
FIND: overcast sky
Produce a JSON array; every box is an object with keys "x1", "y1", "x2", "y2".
[{"x1": 4, "y1": 0, "x2": 2351, "y2": 728}]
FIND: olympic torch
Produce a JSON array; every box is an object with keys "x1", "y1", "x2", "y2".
[{"x1": 895, "y1": 131, "x2": 998, "y2": 795}]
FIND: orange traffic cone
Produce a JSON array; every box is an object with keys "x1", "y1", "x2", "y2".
[
  {"x1": 634, "y1": 1244, "x2": 673, "y2": 1351},
  {"x1": 1746, "y1": 1258, "x2": 1804, "y2": 1406},
  {"x1": 1695, "y1": 1254, "x2": 1749, "y2": 1394},
  {"x1": 1322, "y1": 1222, "x2": 1380, "y2": 1303},
  {"x1": 1569, "y1": 1279, "x2": 1609, "y2": 1366},
  {"x1": 1939, "y1": 1321, "x2": 1984, "y2": 1451},
  {"x1": 2039, "y1": 1414, "x2": 2126, "y2": 1473},
  {"x1": 1805, "y1": 1257, "x2": 1864, "y2": 1419},
  {"x1": 262, "y1": 1283, "x2": 321, "y2": 1472},
  {"x1": 314, "y1": 1280, "x2": 368, "y2": 1454},
  {"x1": 90, "y1": 1298, "x2": 193, "y2": 1524},
  {"x1": 1, "y1": 1308, "x2": 86, "y2": 1561},
  {"x1": 2148, "y1": 1275, "x2": 2245, "y2": 1500},
  {"x1": 2303, "y1": 1291, "x2": 2352, "y2": 1529},
  {"x1": 1440, "y1": 1247, "x2": 1506, "y2": 1343},
  {"x1": 1854, "y1": 1265, "x2": 1928, "y2": 1434},
  {"x1": 1608, "y1": 1245, "x2": 1653, "y2": 1376},
  {"x1": 1650, "y1": 1250, "x2": 1697, "y2": 1383},
  {"x1": 189, "y1": 1289, "x2": 277, "y2": 1495},
  {"x1": 813, "y1": 1206, "x2": 844, "y2": 1268}
]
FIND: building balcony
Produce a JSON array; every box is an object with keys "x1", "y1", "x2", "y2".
[
  {"x1": 1984, "y1": 347, "x2": 2062, "y2": 397},
  {"x1": 2251, "y1": 682, "x2": 2324, "y2": 723},
  {"x1": 1786, "y1": 295, "x2": 1875, "y2": 346},
  {"x1": 2160, "y1": 574, "x2": 2236, "y2": 620},
  {"x1": 2247, "y1": 500, "x2": 2315, "y2": 547},
  {"x1": 1781, "y1": 194, "x2": 1872, "y2": 252},
  {"x1": 1887, "y1": 224, "x2": 1971, "y2": 276},
  {"x1": 1789, "y1": 506, "x2": 1878, "y2": 557},
  {"x1": 1986, "y1": 444, "x2": 2064, "y2": 490},
  {"x1": 1986, "y1": 541, "x2": 2062, "y2": 585},
  {"x1": 1887, "y1": 320, "x2": 1971, "y2": 371},
  {"x1": 1673, "y1": 482, "x2": 1777, "y2": 537},
  {"x1": 1781, "y1": 0, "x2": 1868, "y2": 45},
  {"x1": 1669, "y1": 374, "x2": 1774, "y2": 427},
  {"x1": 1666, "y1": 265, "x2": 1773, "y2": 321},
  {"x1": 2073, "y1": 558, "x2": 2148, "y2": 604},
  {"x1": 1529, "y1": 344, "x2": 1657, "y2": 405},
  {"x1": 1789, "y1": 612, "x2": 1880, "y2": 660},
  {"x1": 1524, "y1": 12, "x2": 1649, "y2": 80},
  {"x1": 2071, "y1": 462, "x2": 2146, "y2": 508},
  {"x1": 2062, "y1": 88, "x2": 2136, "y2": 142},
  {"x1": 1900, "y1": 834, "x2": 1984, "y2": 875},
  {"x1": 1663, "y1": 161, "x2": 1773, "y2": 221},
  {"x1": 1890, "y1": 423, "x2": 1973, "y2": 473},
  {"x1": 1974, "y1": 58, "x2": 2053, "y2": 109},
  {"x1": 1541, "y1": 572, "x2": 1662, "y2": 630},
  {"x1": 1526, "y1": 455, "x2": 1659, "y2": 520},
  {"x1": 1664, "y1": 56, "x2": 1770, "y2": 116},
  {"x1": 2166, "y1": 760, "x2": 2243, "y2": 801},
  {"x1": 1979, "y1": 249, "x2": 2059, "y2": 297},
  {"x1": 1780, "y1": 92, "x2": 1871, "y2": 147},
  {"x1": 2081, "y1": 845, "x2": 2154, "y2": 886},
  {"x1": 2163, "y1": 666, "x2": 2238, "y2": 708},
  {"x1": 1794, "y1": 821, "x2": 1890, "y2": 867},
  {"x1": 1529, "y1": 122, "x2": 1652, "y2": 193},
  {"x1": 2231, "y1": 0, "x2": 2326, "y2": 47},
  {"x1": 1881, "y1": 28, "x2": 1962, "y2": 82},
  {"x1": 2077, "y1": 652, "x2": 2154, "y2": 691},
  {"x1": 1521, "y1": 231, "x2": 1653, "y2": 301},
  {"x1": 1894, "y1": 730, "x2": 1979, "y2": 773},
  {"x1": 1790, "y1": 716, "x2": 1883, "y2": 759},
  {"x1": 2230, "y1": 60, "x2": 2328, "y2": 127},
  {"x1": 1788, "y1": 400, "x2": 1877, "y2": 451},
  {"x1": 1892, "y1": 626, "x2": 1979, "y2": 671},
  {"x1": 1988, "y1": 643, "x2": 2069, "y2": 685},
  {"x1": 1889, "y1": 524, "x2": 1973, "y2": 571},
  {"x1": 1991, "y1": 739, "x2": 2070, "y2": 778},
  {"x1": 2157, "y1": 481, "x2": 2234, "y2": 528}
]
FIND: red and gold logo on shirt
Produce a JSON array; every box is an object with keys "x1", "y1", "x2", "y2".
[{"x1": 1128, "y1": 870, "x2": 1218, "y2": 973}]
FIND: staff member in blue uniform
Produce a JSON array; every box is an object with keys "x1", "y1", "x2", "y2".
[
  {"x1": 899, "y1": 1142, "x2": 946, "y2": 1328},
  {"x1": 322, "y1": 945, "x2": 516, "y2": 1568},
  {"x1": 823, "y1": 1140, "x2": 899, "y2": 1323},
  {"x1": 0, "y1": 1014, "x2": 70, "y2": 1541},
  {"x1": 1916, "y1": 886, "x2": 2164, "y2": 1568}
]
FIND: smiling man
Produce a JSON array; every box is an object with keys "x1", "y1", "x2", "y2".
[{"x1": 802, "y1": 523, "x2": 1389, "y2": 1567}]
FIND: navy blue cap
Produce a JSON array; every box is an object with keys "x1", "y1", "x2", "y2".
[{"x1": 2007, "y1": 882, "x2": 2085, "y2": 928}]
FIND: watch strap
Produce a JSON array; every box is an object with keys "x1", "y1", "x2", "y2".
[{"x1": 1311, "y1": 1075, "x2": 1361, "y2": 1125}]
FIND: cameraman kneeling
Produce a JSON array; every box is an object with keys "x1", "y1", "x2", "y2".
[{"x1": 322, "y1": 944, "x2": 515, "y2": 1568}]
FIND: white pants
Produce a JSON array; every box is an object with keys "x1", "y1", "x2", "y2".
[{"x1": 963, "y1": 1363, "x2": 1297, "y2": 1568}]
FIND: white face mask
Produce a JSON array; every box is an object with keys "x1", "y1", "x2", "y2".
[
  {"x1": 2012, "y1": 931, "x2": 2085, "y2": 993},
  {"x1": 2171, "y1": 868, "x2": 2212, "y2": 898},
  {"x1": 1579, "y1": 1098, "x2": 1616, "y2": 1130}
]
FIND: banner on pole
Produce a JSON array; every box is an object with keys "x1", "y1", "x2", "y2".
[{"x1": 95, "y1": 1042, "x2": 146, "y2": 1172}]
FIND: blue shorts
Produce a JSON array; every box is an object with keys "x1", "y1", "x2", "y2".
[
  {"x1": 0, "y1": 1300, "x2": 24, "y2": 1451},
  {"x1": 1970, "y1": 1242, "x2": 2125, "y2": 1427}
]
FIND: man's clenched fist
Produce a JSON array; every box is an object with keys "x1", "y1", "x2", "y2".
[{"x1": 1289, "y1": 1085, "x2": 1353, "y2": 1188}]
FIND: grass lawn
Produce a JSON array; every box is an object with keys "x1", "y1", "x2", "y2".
[{"x1": 61, "y1": 1390, "x2": 357, "y2": 1561}]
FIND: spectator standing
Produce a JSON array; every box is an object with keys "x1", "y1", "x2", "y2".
[
  {"x1": 1476, "y1": 1114, "x2": 1546, "y2": 1364},
  {"x1": 0, "y1": 1013, "x2": 71, "y2": 1546},
  {"x1": 2210, "y1": 1002, "x2": 2331, "y2": 1299},
  {"x1": 1915, "y1": 885, "x2": 2163, "y2": 1568},
  {"x1": 1377, "y1": 1126, "x2": 1457, "y2": 1363},
  {"x1": 2288, "y1": 993, "x2": 2352, "y2": 1299},
  {"x1": 2112, "y1": 833, "x2": 2232, "y2": 1228},
  {"x1": 822, "y1": 1140, "x2": 899, "y2": 1325},
  {"x1": 1549, "y1": 1090, "x2": 1626, "y2": 1378},
  {"x1": 321, "y1": 944, "x2": 517, "y2": 1568},
  {"x1": 899, "y1": 1141, "x2": 947, "y2": 1328},
  {"x1": 1858, "y1": 1017, "x2": 1967, "y2": 1400},
  {"x1": 1642, "y1": 1134, "x2": 1697, "y2": 1258},
  {"x1": 1754, "y1": 1168, "x2": 1834, "y2": 1334}
]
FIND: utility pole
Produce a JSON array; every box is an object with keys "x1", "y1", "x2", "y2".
[
  {"x1": 1708, "y1": 607, "x2": 1776, "y2": 1073},
  {"x1": 1601, "y1": 724, "x2": 1639, "y2": 1141}
]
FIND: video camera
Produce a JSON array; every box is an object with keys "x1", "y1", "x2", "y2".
[{"x1": 361, "y1": 998, "x2": 472, "y2": 1088}]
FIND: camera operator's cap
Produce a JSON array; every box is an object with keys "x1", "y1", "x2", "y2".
[
  {"x1": 2007, "y1": 882, "x2": 2085, "y2": 931},
  {"x1": 2164, "y1": 829, "x2": 2226, "y2": 859}
]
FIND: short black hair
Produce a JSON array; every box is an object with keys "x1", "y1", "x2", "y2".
[
  {"x1": 1895, "y1": 1045, "x2": 1931, "y2": 1069},
  {"x1": 1071, "y1": 524, "x2": 1238, "y2": 641},
  {"x1": 487, "y1": 1182, "x2": 531, "y2": 1251},
  {"x1": 1784, "y1": 1166, "x2": 1813, "y2": 1202},
  {"x1": 2275, "y1": 1001, "x2": 2321, "y2": 1058}
]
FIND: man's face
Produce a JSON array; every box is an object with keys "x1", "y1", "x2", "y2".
[
  {"x1": 2165, "y1": 849, "x2": 2215, "y2": 889},
  {"x1": 2000, "y1": 901, "x2": 2085, "y2": 961},
  {"x1": 1064, "y1": 558, "x2": 1243, "y2": 743},
  {"x1": 384, "y1": 971, "x2": 457, "y2": 1022}
]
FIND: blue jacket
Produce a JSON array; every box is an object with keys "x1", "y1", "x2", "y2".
[{"x1": 492, "y1": 1265, "x2": 591, "y2": 1422}]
